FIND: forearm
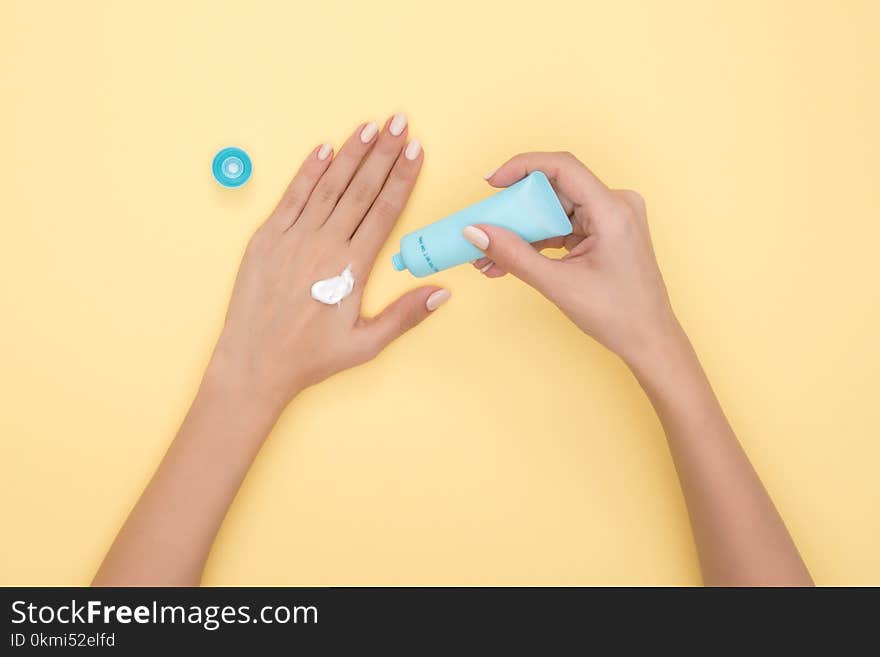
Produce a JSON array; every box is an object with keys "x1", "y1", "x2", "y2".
[
  {"x1": 93, "y1": 364, "x2": 280, "y2": 586},
  {"x1": 628, "y1": 322, "x2": 813, "y2": 586}
]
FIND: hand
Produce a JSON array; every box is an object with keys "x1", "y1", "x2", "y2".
[
  {"x1": 208, "y1": 115, "x2": 450, "y2": 415},
  {"x1": 465, "y1": 152, "x2": 680, "y2": 368}
]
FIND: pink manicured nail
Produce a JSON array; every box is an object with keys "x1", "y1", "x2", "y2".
[
  {"x1": 360, "y1": 122, "x2": 379, "y2": 143},
  {"x1": 389, "y1": 112, "x2": 408, "y2": 137},
  {"x1": 483, "y1": 167, "x2": 498, "y2": 180},
  {"x1": 405, "y1": 139, "x2": 421, "y2": 160},
  {"x1": 479, "y1": 260, "x2": 494, "y2": 273},
  {"x1": 426, "y1": 289, "x2": 451, "y2": 311},
  {"x1": 462, "y1": 225, "x2": 489, "y2": 250},
  {"x1": 317, "y1": 143, "x2": 333, "y2": 161}
]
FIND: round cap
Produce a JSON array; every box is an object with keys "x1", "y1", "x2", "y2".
[
  {"x1": 212, "y1": 147, "x2": 252, "y2": 188},
  {"x1": 391, "y1": 253, "x2": 406, "y2": 271}
]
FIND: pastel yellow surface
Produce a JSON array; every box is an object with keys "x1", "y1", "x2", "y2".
[{"x1": 1, "y1": 0, "x2": 878, "y2": 586}]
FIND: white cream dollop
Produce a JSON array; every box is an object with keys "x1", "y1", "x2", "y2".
[{"x1": 310, "y1": 265, "x2": 355, "y2": 305}]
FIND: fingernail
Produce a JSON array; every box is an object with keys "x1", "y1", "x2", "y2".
[
  {"x1": 360, "y1": 121, "x2": 379, "y2": 143},
  {"x1": 483, "y1": 167, "x2": 498, "y2": 180},
  {"x1": 462, "y1": 225, "x2": 489, "y2": 250},
  {"x1": 389, "y1": 112, "x2": 407, "y2": 137},
  {"x1": 479, "y1": 260, "x2": 494, "y2": 273},
  {"x1": 405, "y1": 138, "x2": 421, "y2": 160},
  {"x1": 317, "y1": 143, "x2": 333, "y2": 161},
  {"x1": 426, "y1": 288, "x2": 451, "y2": 311}
]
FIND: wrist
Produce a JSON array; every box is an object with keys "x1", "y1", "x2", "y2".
[
  {"x1": 201, "y1": 342, "x2": 295, "y2": 426},
  {"x1": 621, "y1": 314, "x2": 695, "y2": 384},
  {"x1": 170, "y1": 364, "x2": 282, "y2": 483},
  {"x1": 199, "y1": 369, "x2": 283, "y2": 439}
]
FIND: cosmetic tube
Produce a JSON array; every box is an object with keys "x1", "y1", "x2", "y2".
[{"x1": 391, "y1": 171, "x2": 571, "y2": 277}]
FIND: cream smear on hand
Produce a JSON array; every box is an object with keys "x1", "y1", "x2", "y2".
[{"x1": 310, "y1": 265, "x2": 355, "y2": 305}]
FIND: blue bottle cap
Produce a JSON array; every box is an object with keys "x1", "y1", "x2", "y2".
[
  {"x1": 391, "y1": 253, "x2": 406, "y2": 271},
  {"x1": 212, "y1": 147, "x2": 252, "y2": 188}
]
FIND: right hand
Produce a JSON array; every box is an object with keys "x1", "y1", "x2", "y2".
[{"x1": 464, "y1": 152, "x2": 682, "y2": 368}]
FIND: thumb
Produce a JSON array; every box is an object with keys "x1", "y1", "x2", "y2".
[
  {"x1": 463, "y1": 224, "x2": 557, "y2": 291},
  {"x1": 361, "y1": 286, "x2": 451, "y2": 354}
]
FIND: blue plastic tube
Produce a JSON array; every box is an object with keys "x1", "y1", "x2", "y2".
[{"x1": 391, "y1": 171, "x2": 571, "y2": 277}]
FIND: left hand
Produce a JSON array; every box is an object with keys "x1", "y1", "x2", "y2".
[{"x1": 208, "y1": 114, "x2": 449, "y2": 415}]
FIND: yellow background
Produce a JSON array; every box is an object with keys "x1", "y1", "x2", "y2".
[{"x1": 1, "y1": 0, "x2": 878, "y2": 585}]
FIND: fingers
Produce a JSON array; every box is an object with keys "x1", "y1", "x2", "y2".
[
  {"x1": 462, "y1": 225, "x2": 558, "y2": 291},
  {"x1": 471, "y1": 256, "x2": 507, "y2": 278},
  {"x1": 294, "y1": 121, "x2": 380, "y2": 231},
  {"x1": 529, "y1": 236, "x2": 569, "y2": 251},
  {"x1": 325, "y1": 113, "x2": 409, "y2": 239},
  {"x1": 264, "y1": 143, "x2": 334, "y2": 232},
  {"x1": 358, "y1": 286, "x2": 449, "y2": 356},
  {"x1": 471, "y1": 234, "x2": 580, "y2": 278},
  {"x1": 472, "y1": 256, "x2": 495, "y2": 272},
  {"x1": 485, "y1": 151, "x2": 615, "y2": 215},
  {"x1": 350, "y1": 137, "x2": 423, "y2": 262}
]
